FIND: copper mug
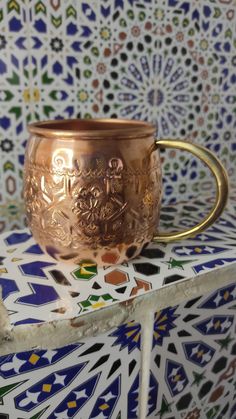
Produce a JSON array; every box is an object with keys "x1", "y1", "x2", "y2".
[{"x1": 24, "y1": 119, "x2": 228, "y2": 266}]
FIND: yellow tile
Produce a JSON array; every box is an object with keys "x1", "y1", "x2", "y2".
[
  {"x1": 173, "y1": 374, "x2": 181, "y2": 382},
  {"x1": 92, "y1": 302, "x2": 106, "y2": 309},
  {"x1": 42, "y1": 384, "x2": 52, "y2": 392},
  {"x1": 224, "y1": 291, "x2": 229, "y2": 300},
  {"x1": 29, "y1": 354, "x2": 40, "y2": 365},
  {"x1": 214, "y1": 320, "x2": 221, "y2": 329},
  {"x1": 197, "y1": 350, "x2": 204, "y2": 358},
  {"x1": 67, "y1": 401, "x2": 77, "y2": 408},
  {"x1": 100, "y1": 403, "x2": 109, "y2": 410}
]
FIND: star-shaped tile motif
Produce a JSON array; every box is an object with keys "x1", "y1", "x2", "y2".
[
  {"x1": 157, "y1": 395, "x2": 172, "y2": 417},
  {"x1": 42, "y1": 350, "x2": 58, "y2": 363},
  {"x1": 53, "y1": 373, "x2": 67, "y2": 386},
  {"x1": 192, "y1": 370, "x2": 206, "y2": 386},
  {"x1": 162, "y1": 257, "x2": 196, "y2": 270},
  {"x1": 215, "y1": 333, "x2": 234, "y2": 351}
]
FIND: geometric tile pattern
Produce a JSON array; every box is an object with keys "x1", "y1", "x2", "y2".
[
  {"x1": 15, "y1": 363, "x2": 87, "y2": 412},
  {"x1": 0, "y1": 0, "x2": 236, "y2": 211},
  {"x1": 0, "y1": 1, "x2": 29, "y2": 208},
  {"x1": 0, "y1": 323, "x2": 141, "y2": 418},
  {"x1": 0, "y1": 282, "x2": 235, "y2": 418},
  {"x1": 150, "y1": 282, "x2": 236, "y2": 418},
  {"x1": 0, "y1": 2, "x2": 236, "y2": 417},
  {"x1": 0, "y1": 197, "x2": 235, "y2": 327}
]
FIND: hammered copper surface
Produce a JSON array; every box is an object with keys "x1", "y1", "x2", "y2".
[{"x1": 24, "y1": 119, "x2": 162, "y2": 265}]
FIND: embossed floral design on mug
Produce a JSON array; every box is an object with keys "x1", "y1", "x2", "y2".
[{"x1": 24, "y1": 119, "x2": 228, "y2": 266}]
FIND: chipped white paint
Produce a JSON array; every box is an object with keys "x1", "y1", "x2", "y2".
[
  {"x1": 0, "y1": 288, "x2": 12, "y2": 343},
  {"x1": 0, "y1": 263, "x2": 235, "y2": 356}
]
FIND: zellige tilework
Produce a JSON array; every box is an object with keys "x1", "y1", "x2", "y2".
[
  {"x1": 0, "y1": 278, "x2": 235, "y2": 417},
  {"x1": 0, "y1": 2, "x2": 236, "y2": 418},
  {"x1": 149, "y1": 283, "x2": 236, "y2": 418},
  {"x1": 0, "y1": 0, "x2": 236, "y2": 208},
  {"x1": 0, "y1": 0, "x2": 31, "y2": 206},
  {"x1": 0, "y1": 195, "x2": 236, "y2": 327},
  {"x1": 0, "y1": 323, "x2": 141, "y2": 418}
]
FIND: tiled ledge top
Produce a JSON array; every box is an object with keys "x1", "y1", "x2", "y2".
[{"x1": 0, "y1": 196, "x2": 236, "y2": 329}]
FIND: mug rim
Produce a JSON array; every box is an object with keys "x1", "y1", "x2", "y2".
[{"x1": 28, "y1": 118, "x2": 155, "y2": 139}]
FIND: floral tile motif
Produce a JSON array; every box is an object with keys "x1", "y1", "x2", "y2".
[
  {"x1": 110, "y1": 321, "x2": 141, "y2": 353},
  {"x1": 0, "y1": 197, "x2": 235, "y2": 326},
  {"x1": 153, "y1": 306, "x2": 178, "y2": 346}
]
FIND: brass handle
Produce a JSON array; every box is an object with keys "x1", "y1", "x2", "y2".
[{"x1": 154, "y1": 139, "x2": 229, "y2": 242}]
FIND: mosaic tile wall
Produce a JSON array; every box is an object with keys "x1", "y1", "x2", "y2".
[
  {"x1": 0, "y1": 282, "x2": 235, "y2": 418},
  {"x1": 0, "y1": 0, "x2": 236, "y2": 213},
  {"x1": 149, "y1": 284, "x2": 236, "y2": 419}
]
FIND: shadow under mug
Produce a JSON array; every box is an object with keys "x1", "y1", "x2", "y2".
[{"x1": 24, "y1": 119, "x2": 229, "y2": 266}]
